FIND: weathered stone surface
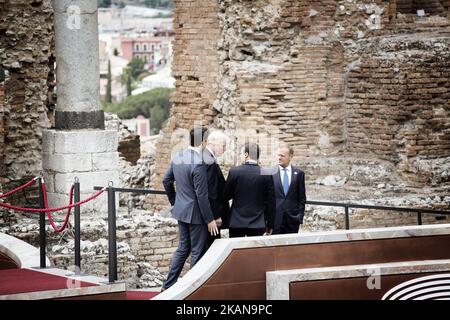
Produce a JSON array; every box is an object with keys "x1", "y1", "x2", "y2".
[{"x1": 51, "y1": 130, "x2": 118, "y2": 154}]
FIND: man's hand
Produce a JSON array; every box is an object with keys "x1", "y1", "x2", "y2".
[
  {"x1": 263, "y1": 228, "x2": 273, "y2": 236},
  {"x1": 208, "y1": 219, "x2": 219, "y2": 236},
  {"x1": 215, "y1": 218, "x2": 222, "y2": 228}
]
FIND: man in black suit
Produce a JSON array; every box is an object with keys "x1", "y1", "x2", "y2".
[
  {"x1": 161, "y1": 127, "x2": 218, "y2": 290},
  {"x1": 224, "y1": 142, "x2": 275, "y2": 238},
  {"x1": 202, "y1": 130, "x2": 230, "y2": 247},
  {"x1": 272, "y1": 144, "x2": 306, "y2": 234}
]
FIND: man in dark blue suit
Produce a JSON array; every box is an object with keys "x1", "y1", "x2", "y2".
[
  {"x1": 203, "y1": 130, "x2": 230, "y2": 247},
  {"x1": 272, "y1": 144, "x2": 306, "y2": 234},
  {"x1": 224, "y1": 142, "x2": 275, "y2": 238},
  {"x1": 161, "y1": 127, "x2": 219, "y2": 290}
]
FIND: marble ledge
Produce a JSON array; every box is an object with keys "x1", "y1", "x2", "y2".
[
  {"x1": 266, "y1": 259, "x2": 450, "y2": 300},
  {"x1": 153, "y1": 223, "x2": 450, "y2": 300},
  {"x1": 0, "y1": 232, "x2": 50, "y2": 268},
  {"x1": 28, "y1": 267, "x2": 116, "y2": 285},
  {"x1": 0, "y1": 282, "x2": 126, "y2": 300}
]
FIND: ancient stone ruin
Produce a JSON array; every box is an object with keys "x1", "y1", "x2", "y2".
[{"x1": 148, "y1": 0, "x2": 450, "y2": 229}]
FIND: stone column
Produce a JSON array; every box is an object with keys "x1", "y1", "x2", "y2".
[
  {"x1": 43, "y1": 0, "x2": 119, "y2": 212},
  {"x1": 53, "y1": 0, "x2": 104, "y2": 130}
]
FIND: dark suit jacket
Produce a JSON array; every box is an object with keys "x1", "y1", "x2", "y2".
[
  {"x1": 272, "y1": 165, "x2": 306, "y2": 232},
  {"x1": 202, "y1": 149, "x2": 230, "y2": 228},
  {"x1": 162, "y1": 149, "x2": 214, "y2": 225},
  {"x1": 224, "y1": 163, "x2": 275, "y2": 229}
]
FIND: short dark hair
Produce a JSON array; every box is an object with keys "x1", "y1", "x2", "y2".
[
  {"x1": 244, "y1": 142, "x2": 260, "y2": 160},
  {"x1": 190, "y1": 126, "x2": 209, "y2": 147}
]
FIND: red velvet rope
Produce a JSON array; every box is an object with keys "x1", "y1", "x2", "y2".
[
  {"x1": 43, "y1": 182, "x2": 74, "y2": 233},
  {"x1": 0, "y1": 177, "x2": 106, "y2": 233},
  {"x1": 0, "y1": 187, "x2": 106, "y2": 213},
  {"x1": 0, "y1": 178, "x2": 37, "y2": 198}
]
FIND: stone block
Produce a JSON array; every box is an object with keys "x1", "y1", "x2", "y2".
[
  {"x1": 54, "y1": 170, "x2": 119, "y2": 193},
  {"x1": 42, "y1": 130, "x2": 55, "y2": 154},
  {"x1": 43, "y1": 152, "x2": 92, "y2": 172},
  {"x1": 92, "y1": 152, "x2": 119, "y2": 171},
  {"x1": 54, "y1": 130, "x2": 118, "y2": 154},
  {"x1": 43, "y1": 172, "x2": 55, "y2": 193},
  {"x1": 154, "y1": 247, "x2": 177, "y2": 255}
]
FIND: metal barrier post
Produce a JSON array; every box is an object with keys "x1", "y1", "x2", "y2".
[
  {"x1": 344, "y1": 206, "x2": 350, "y2": 230},
  {"x1": 107, "y1": 184, "x2": 118, "y2": 283},
  {"x1": 38, "y1": 177, "x2": 46, "y2": 268},
  {"x1": 417, "y1": 212, "x2": 422, "y2": 225},
  {"x1": 74, "y1": 178, "x2": 81, "y2": 274}
]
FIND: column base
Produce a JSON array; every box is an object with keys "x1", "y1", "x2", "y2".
[{"x1": 42, "y1": 129, "x2": 119, "y2": 213}]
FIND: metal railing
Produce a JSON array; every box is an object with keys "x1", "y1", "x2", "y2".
[
  {"x1": 94, "y1": 185, "x2": 450, "y2": 284},
  {"x1": 94, "y1": 185, "x2": 166, "y2": 283},
  {"x1": 38, "y1": 179, "x2": 82, "y2": 272},
  {"x1": 307, "y1": 200, "x2": 450, "y2": 230}
]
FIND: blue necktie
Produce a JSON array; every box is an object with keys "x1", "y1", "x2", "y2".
[{"x1": 283, "y1": 168, "x2": 289, "y2": 196}]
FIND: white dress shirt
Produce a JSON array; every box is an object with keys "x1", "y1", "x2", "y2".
[
  {"x1": 205, "y1": 146, "x2": 216, "y2": 159},
  {"x1": 188, "y1": 146, "x2": 200, "y2": 154}
]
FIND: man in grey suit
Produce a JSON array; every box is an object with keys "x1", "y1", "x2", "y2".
[{"x1": 161, "y1": 127, "x2": 219, "y2": 290}]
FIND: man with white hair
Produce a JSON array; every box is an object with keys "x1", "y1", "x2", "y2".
[{"x1": 203, "y1": 130, "x2": 230, "y2": 247}]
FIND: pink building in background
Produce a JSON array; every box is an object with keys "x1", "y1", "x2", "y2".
[
  {"x1": 121, "y1": 37, "x2": 170, "y2": 71},
  {"x1": 123, "y1": 115, "x2": 150, "y2": 137}
]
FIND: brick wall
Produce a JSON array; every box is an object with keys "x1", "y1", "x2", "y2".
[
  {"x1": 346, "y1": 38, "x2": 450, "y2": 185},
  {"x1": 396, "y1": 0, "x2": 448, "y2": 15},
  {"x1": 147, "y1": 0, "x2": 220, "y2": 209},
  {"x1": 0, "y1": 0, "x2": 55, "y2": 194},
  {"x1": 0, "y1": 81, "x2": 4, "y2": 183},
  {"x1": 148, "y1": 0, "x2": 450, "y2": 221}
]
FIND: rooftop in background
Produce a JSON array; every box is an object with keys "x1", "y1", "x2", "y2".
[
  {"x1": 100, "y1": 5, "x2": 171, "y2": 18},
  {"x1": 99, "y1": 6, "x2": 173, "y2": 34}
]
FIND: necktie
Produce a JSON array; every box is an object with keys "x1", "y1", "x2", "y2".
[{"x1": 283, "y1": 168, "x2": 289, "y2": 196}]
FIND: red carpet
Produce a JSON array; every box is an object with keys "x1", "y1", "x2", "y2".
[
  {"x1": 125, "y1": 290, "x2": 159, "y2": 300},
  {"x1": 0, "y1": 268, "x2": 97, "y2": 295}
]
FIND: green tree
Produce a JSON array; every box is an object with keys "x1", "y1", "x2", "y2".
[
  {"x1": 103, "y1": 88, "x2": 173, "y2": 133},
  {"x1": 120, "y1": 58, "x2": 147, "y2": 97},
  {"x1": 98, "y1": 0, "x2": 111, "y2": 8},
  {"x1": 128, "y1": 58, "x2": 146, "y2": 80},
  {"x1": 125, "y1": 71, "x2": 132, "y2": 97},
  {"x1": 145, "y1": 0, "x2": 158, "y2": 7},
  {"x1": 145, "y1": 0, "x2": 173, "y2": 9},
  {"x1": 150, "y1": 104, "x2": 170, "y2": 133},
  {"x1": 106, "y1": 60, "x2": 112, "y2": 103}
]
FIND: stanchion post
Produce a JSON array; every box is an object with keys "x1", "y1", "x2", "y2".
[
  {"x1": 38, "y1": 177, "x2": 46, "y2": 268},
  {"x1": 344, "y1": 206, "x2": 350, "y2": 230},
  {"x1": 74, "y1": 178, "x2": 81, "y2": 274},
  {"x1": 107, "y1": 184, "x2": 118, "y2": 283},
  {"x1": 417, "y1": 211, "x2": 422, "y2": 225}
]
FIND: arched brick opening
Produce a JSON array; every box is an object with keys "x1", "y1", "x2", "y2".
[{"x1": 396, "y1": 0, "x2": 449, "y2": 15}]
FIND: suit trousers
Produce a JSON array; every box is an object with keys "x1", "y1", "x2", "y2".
[
  {"x1": 229, "y1": 228, "x2": 265, "y2": 238},
  {"x1": 273, "y1": 212, "x2": 301, "y2": 235},
  {"x1": 162, "y1": 221, "x2": 208, "y2": 289}
]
